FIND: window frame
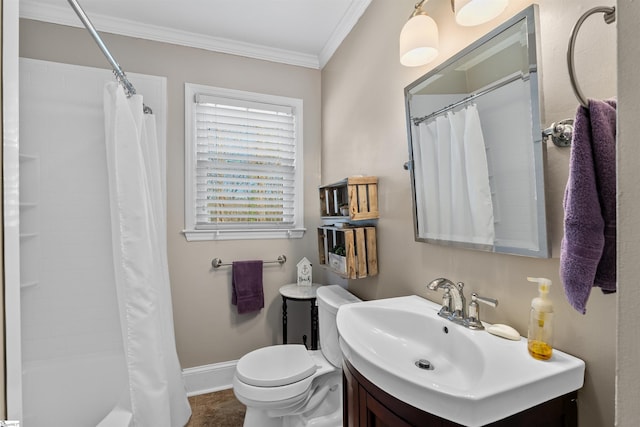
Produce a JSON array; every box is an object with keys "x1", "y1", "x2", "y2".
[{"x1": 183, "y1": 83, "x2": 305, "y2": 241}]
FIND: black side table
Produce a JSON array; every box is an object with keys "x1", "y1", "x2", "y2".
[{"x1": 279, "y1": 284, "x2": 321, "y2": 350}]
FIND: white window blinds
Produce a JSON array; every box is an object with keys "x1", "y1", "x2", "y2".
[{"x1": 194, "y1": 93, "x2": 297, "y2": 228}]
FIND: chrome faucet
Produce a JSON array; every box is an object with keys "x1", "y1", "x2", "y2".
[
  {"x1": 427, "y1": 278, "x2": 498, "y2": 330},
  {"x1": 426, "y1": 278, "x2": 467, "y2": 325}
]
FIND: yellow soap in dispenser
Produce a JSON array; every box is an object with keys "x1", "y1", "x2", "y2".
[{"x1": 527, "y1": 277, "x2": 554, "y2": 361}]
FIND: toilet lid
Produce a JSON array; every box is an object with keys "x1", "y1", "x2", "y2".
[{"x1": 236, "y1": 344, "x2": 317, "y2": 387}]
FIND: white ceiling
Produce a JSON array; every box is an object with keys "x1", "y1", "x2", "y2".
[{"x1": 19, "y1": 0, "x2": 372, "y2": 69}]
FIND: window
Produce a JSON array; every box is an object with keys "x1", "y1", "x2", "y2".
[{"x1": 184, "y1": 83, "x2": 305, "y2": 241}]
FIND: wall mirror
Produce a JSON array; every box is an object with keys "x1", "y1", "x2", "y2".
[{"x1": 404, "y1": 5, "x2": 549, "y2": 258}]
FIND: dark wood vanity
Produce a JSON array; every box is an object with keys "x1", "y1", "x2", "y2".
[{"x1": 342, "y1": 359, "x2": 578, "y2": 427}]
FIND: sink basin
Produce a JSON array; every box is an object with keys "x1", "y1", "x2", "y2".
[{"x1": 337, "y1": 295, "x2": 585, "y2": 427}]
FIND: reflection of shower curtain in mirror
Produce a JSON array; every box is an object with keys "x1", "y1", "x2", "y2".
[{"x1": 415, "y1": 104, "x2": 494, "y2": 244}]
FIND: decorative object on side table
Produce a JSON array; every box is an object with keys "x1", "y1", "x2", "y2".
[{"x1": 296, "y1": 257, "x2": 312, "y2": 286}]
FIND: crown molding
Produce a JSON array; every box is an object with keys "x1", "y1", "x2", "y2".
[
  {"x1": 318, "y1": 0, "x2": 372, "y2": 68},
  {"x1": 19, "y1": 0, "x2": 322, "y2": 69}
]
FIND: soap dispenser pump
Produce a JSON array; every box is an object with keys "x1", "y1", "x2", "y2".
[{"x1": 527, "y1": 277, "x2": 554, "y2": 361}]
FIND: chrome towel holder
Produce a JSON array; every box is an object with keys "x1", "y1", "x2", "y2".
[
  {"x1": 543, "y1": 119, "x2": 575, "y2": 148},
  {"x1": 567, "y1": 6, "x2": 616, "y2": 108},
  {"x1": 543, "y1": 5, "x2": 615, "y2": 147},
  {"x1": 211, "y1": 255, "x2": 287, "y2": 269}
]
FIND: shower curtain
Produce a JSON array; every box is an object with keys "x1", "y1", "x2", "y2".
[
  {"x1": 102, "y1": 82, "x2": 191, "y2": 427},
  {"x1": 415, "y1": 104, "x2": 495, "y2": 245}
]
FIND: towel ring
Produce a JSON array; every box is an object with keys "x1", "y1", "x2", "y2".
[{"x1": 567, "y1": 6, "x2": 616, "y2": 108}]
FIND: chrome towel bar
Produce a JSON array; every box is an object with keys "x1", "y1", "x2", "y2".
[{"x1": 211, "y1": 255, "x2": 287, "y2": 269}]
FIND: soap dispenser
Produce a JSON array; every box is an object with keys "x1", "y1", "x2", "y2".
[{"x1": 527, "y1": 277, "x2": 554, "y2": 361}]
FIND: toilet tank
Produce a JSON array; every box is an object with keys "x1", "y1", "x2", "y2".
[{"x1": 316, "y1": 285, "x2": 361, "y2": 367}]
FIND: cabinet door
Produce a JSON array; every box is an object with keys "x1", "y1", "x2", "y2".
[
  {"x1": 342, "y1": 367, "x2": 360, "y2": 427},
  {"x1": 364, "y1": 393, "x2": 413, "y2": 427}
]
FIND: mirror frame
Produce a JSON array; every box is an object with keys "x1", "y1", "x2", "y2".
[{"x1": 404, "y1": 5, "x2": 549, "y2": 258}]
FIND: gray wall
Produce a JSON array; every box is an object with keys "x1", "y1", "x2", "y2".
[
  {"x1": 617, "y1": 0, "x2": 640, "y2": 424},
  {"x1": 321, "y1": 1, "x2": 616, "y2": 426}
]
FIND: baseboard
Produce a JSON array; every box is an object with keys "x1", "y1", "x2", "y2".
[{"x1": 182, "y1": 360, "x2": 238, "y2": 397}]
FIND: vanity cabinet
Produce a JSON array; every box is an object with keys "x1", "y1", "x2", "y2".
[{"x1": 342, "y1": 359, "x2": 578, "y2": 427}]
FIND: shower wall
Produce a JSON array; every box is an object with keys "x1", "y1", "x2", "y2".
[{"x1": 18, "y1": 58, "x2": 166, "y2": 425}]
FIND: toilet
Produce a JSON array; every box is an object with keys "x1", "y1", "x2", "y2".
[{"x1": 232, "y1": 285, "x2": 361, "y2": 427}]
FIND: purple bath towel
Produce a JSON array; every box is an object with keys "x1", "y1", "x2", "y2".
[
  {"x1": 560, "y1": 99, "x2": 617, "y2": 314},
  {"x1": 232, "y1": 260, "x2": 264, "y2": 314}
]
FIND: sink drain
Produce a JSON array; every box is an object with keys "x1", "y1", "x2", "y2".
[{"x1": 415, "y1": 359, "x2": 434, "y2": 370}]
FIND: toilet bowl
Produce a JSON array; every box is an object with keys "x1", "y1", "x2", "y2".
[{"x1": 233, "y1": 285, "x2": 361, "y2": 427}]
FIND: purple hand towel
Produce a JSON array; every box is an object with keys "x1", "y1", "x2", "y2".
[
  {"x1": 231, "y1": 260, "x2": 264, "y2": 314},
  {"x1": 560, "y1": 99, "x2": 617, "y2": 314}
]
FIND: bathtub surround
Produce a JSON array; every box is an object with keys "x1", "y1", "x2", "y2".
[{"x1": 17, "y1": 58, "x2": 190, "y2": 425}]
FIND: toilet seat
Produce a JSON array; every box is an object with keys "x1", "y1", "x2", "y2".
[
  {"x1": 233, "y1": 349, "x2": 336, "y2": 405},
  {"x1": 236, "y1": 345, "x2": 317, "y2": 387}
]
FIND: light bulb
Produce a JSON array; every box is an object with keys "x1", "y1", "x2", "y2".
[{"x1": 454, "y1": 0, "x2": 508, "y2": 27}]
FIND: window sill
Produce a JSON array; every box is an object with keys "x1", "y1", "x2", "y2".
[{"x1": 183, "y1": 228, "x2": 306, "y2": 242}]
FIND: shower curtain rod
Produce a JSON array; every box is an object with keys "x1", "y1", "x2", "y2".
[
  {"x1": 412, "y1": 72, "x2": 529, "y2": 126},
  {"x1": 67, "y1": 0, "x2": 152, "y2": 114}
]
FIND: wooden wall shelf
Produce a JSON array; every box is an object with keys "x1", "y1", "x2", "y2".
[
  {"x1": 319, "y1": 176, "x2": 379, "y2": 222},
  {"x1": 317, "y1": 226, "x2": 377, "y2": 279}
]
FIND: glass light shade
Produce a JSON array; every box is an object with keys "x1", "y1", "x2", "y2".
[
  {"x1": 399, "y1": 14, "x2": 439, "y2": 67},
  {"x1": 454, "y1": 0, "x2": 508, "y2": 26}
]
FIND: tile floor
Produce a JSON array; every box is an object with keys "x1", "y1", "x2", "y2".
[{"x1": 186, "y1": 389, "x2": 246, "y2": 427}]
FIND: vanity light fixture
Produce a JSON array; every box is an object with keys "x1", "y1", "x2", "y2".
[
  {"x1": 452, "y1": 0, "x2": 509, "y2": 26},
  {"x1": 399, "y1": 0, "x2": 439, "y2": 67}
]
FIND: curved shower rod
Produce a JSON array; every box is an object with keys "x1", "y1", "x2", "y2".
[{"x1": 67, "y1": 0, "x2": 153, "y2": 114}]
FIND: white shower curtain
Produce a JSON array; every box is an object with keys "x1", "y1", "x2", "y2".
[
  {"x1": 416, "y1": 119, "x2": 440, "y2": 238},
  {"x1": 415, "y1": 104, "x2": 495, "y2": 245},
  {"x1": 102, "y1": 82, "x2": 191, "y2": 427},
  {"x1": 462, "y1": 105, "x2": 495, "y2": 245}
]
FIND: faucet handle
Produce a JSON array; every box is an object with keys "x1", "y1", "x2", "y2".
[
  {"x1": 437, "y1": 289, "x2": 453, "y2": 319},
  {"x1": 473, "y1": 293, "x2": 497, "y2": 308},
  {"x1": 466, "y1": 293, "x2": 498, "y2": 330}
]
